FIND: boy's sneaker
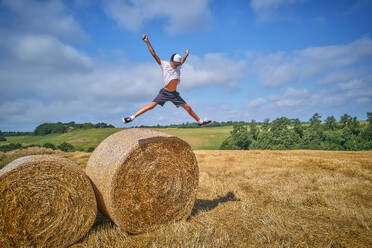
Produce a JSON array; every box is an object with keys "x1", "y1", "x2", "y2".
[
  {"x1": 198, "y1": 120, "x2": 212, "y2": 127},
  {"x1": 122, "y1": 117, "x2": 132, "y2": 124}
]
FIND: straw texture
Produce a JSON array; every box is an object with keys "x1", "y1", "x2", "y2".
[
  {"x1": 0, "y1": 155, "x2": 97, "y2": 248},
  {"x1": 86, "y1": 128, "x2": 199, "y2": 234}
]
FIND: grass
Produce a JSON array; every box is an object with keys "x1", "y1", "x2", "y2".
[
  {"x1": 152, "y1": 126, "x2": 232, "y2": 150},
  {"x1": 1, "y1": 147, "x2": 371, "y2": 247},
  {"x1": 0, "y1": 127, "x2": 233, "y2": 151}
]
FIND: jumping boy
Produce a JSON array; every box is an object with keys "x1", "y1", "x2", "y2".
[{"x1": 122, "y1": 34, "x2": 211, "y2": 127}]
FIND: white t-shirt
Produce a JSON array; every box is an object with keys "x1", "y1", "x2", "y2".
[{"x1": 160, "y1": 60, "x2": 181, "y2": 86}]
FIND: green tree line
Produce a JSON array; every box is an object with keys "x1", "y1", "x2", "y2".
[
  {"x1": 34, "y1": 122, "x2": 115, "y2": 136},
  {"x1": 221, "y1": 113, "x2": 372, "y2": 151},
  {"x1": 0, "y1": 142, "x2": 76, "y2": 153}
]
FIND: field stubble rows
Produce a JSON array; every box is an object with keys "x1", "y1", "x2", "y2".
[
  {"x1": 1, "y1": 147, "x2": 371, "y2": 247},
  {"x1": 60, "y1": 149, "x2": 372, "y2": 248}
]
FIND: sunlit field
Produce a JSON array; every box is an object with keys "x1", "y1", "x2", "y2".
[{"x1": 2, "y1": 148, "x2": 370, "y2": 247}]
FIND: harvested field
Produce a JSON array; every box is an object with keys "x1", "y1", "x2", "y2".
[
  {"x1": 75, "y1": 150, "x2": 372, "y2": 247},
  {"x1": 1, "y1": 149, "x2": 371, "y2": 247}
]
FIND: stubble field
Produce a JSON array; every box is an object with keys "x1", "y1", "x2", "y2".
[
  {"x1": 1, "y1": 148, "x2": 371, "y2": 247},
  {"x1": 67, "y1": 149, "x2": 371, "y2": 247}
]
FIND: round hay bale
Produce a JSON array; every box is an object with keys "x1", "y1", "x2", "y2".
[
  {"x1": 86, "y1": 128, "x2": 199, "y2": 234},
  {"x1": 0, "y1": 155, "x2": 97, "y2": 248}
]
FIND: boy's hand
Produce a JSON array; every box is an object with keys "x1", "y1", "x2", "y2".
[
  {"x1": 142, "y1": 34, "x2": 148, "y2": 42},
  {"x1": 185, "y1": 49, "x2": 189, "y2": 56}
]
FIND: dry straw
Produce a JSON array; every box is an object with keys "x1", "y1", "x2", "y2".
[
  {"x1": 86, "y1": 128, "x2": 199, "y2": 234},
  {"x1": 0, "y1": 155, "x2": 97, "y2": 248}
]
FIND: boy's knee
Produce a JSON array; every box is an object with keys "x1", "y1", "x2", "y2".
[
  {"x1": 182, "y1": 104, "x2": 191, "y2": 111},
  {"x1": 149, "y1": 102, "x2": 157, "y2": 109}
]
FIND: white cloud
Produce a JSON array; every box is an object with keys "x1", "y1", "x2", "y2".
[
  {"x1": 102, "y1": 0, "x2": 212, "y2": 33},
  {"x1": 248, "y1": 97, "x2": 266, "y2": 107},
  {"x1": 252, "y1": 37, "x2": 372, "y2": 87},
  {"x1": 250, "y1": 0, "x2": 306, "y2": 22},
  {"x1": 182, "y1": 54, "x2": 247, "y2": 90},
  {"x1": 13, "y1": 35, "x2": 92, "y2": 70},
  {"x1": 246, "y1": 81, "x2": 372, "y2": 119},
  {"x1": 1, "y1": 0, "x2": 86, "y2": 42}
]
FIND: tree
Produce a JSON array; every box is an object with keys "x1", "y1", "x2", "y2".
[
  {"x1": 57, "y1": 142, "x2": 75, "y2": 152},
  {"x1": 34, "y1": 123, "x2": 67, "y2": 135},
  {"x1": 292, "y1": 118, "x2": 304, "y2": 138},
  {"x1": 43, "y1": 143, "x2": 56, "y2": 150},
  {"x1": 231, "y1": 123, "x2": 251, "y2": 149},
  {"x1": 309, "y1": 113, "x2": 322, "y2": 129},
  {"x1": 220, "y1": 136, "x2": 239, "y2": 150},
  {"x1": 251, "y1": 117, "x2": 301, "y2": 150},
  {"x1": 367, "y1": 112, "x2": 372, "y2": 125},
  {"x1": 262, "y1": 118, "x2": 270, "y2": 131},
  {"x1": 82, "y1": 123, "x2": 95, "y2": 129},
  {"x1": 249, "y1": 120, "x2": 259, "y2": 140},
  {"x1": 0, "y1": 130, "x2": 6, "y2": 141},
  {"x1": 349, "y1": 116, "x2": 360, "y2": 135},
  {"x1": 220, "y1": 123, "x2": 252, "y2": 150},
  {"x1": 340, "y1": 114, "x2": 352, "y2": 128},
  {"x1": 325, "y1": 116, "x2": 337, "y2": 130},
  {"x1": 0, "y1": 143, "x2": 22, "y2": 152}
]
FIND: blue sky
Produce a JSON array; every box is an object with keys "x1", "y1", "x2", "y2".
[{"x1": 0, "y1": 0, "x2": 371, "y2": 131}]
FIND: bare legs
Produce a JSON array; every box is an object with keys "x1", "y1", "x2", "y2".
[
  {"x1": 181, "y1": 104, "x2": 200, "y2": 122},
  {"x1": 132, "y1": 102, "x2": 200, "y2": 123},
  {"x1": 133, "y1": 102, "x2": 158, "y2": 118}
]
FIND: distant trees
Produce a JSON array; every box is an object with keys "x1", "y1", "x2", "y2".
[
  {"x1": 0, "y1": 142, "x2": 75, "y2": 152},
  {"x1": 325, "y1": 116, "x2": 337, "y2": 130},
  {"x1": 95, "y1": 122, "x2": 115, "y2": 128},
  {"x1": 220, "y1": 123, "x2": 251, "y2": 150},
  {"x1": 0, "y1": 131, "x2": 6, "y2": 141},
  {"x1": 42, "y1": 143, "x2": 56, "y2": 150},
  {"x1": 57, "y1": 142, "x2": 75, "y2": 152},
  {"x1": 221, "y1": 112, "x2": 372, "y2": 151},
  {"x1": 34, "y1": 122, "x2": 115, "y2": 135}
]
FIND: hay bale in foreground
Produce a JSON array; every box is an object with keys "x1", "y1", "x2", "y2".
[
  {"x1": 0, "y1": 155, "x2": 97, "y2": 248},
  {"x1": 86, "y1": 128, "x2": 199, "y2": 234}
]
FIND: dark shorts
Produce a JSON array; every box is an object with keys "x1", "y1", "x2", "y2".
[{"x1": 152, "y1": 88, "x2": 187, "y2": 108}]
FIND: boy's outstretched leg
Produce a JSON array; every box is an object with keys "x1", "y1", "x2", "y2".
[
  {"x1": 181, "y1": 104, "x2": 211, "y2": 127},
  {"x1": 123, "y1": 102, "x2": 158, "y2": 124}
]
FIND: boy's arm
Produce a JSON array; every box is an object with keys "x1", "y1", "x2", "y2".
[
  {"x1": 181, "y1": 49, "x2": 189, "y2": 65},
  {"x1": 142, "y1": 34, "x2": 161, "y2": 65}
]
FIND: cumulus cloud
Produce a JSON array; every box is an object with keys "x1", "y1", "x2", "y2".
[
  {"x1": 102, "y1": 0, "x2": 212, "y2": 33},
  {"x1": 246, "y1": 81, "x2": 372, "y2": 120},
  {"x1": 250, "y1": 0, "x2": 306, "y2": 22},
  {"x1": 1, "y1": 0, "x2": 86, "y2": 42},
  {"x1": 252, "y1": 37, "x2": 372, "y2": 87},
  {"x1": 248, "y1": 97, "x2": 266, "y2": 107},
  {"x1": 182, "y1": 54, "x2": 247, "y2": 90}
]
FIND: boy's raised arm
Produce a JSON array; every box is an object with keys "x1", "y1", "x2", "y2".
[
  {"x1": 142, "y1": 34, "x2": 161, "y2": 65},
  {"x1": 181, "y1": 49, "x2": 189, "y2": 65}
]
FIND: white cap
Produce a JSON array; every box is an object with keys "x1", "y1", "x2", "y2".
[{"x1": 173, "y1": 54, "x2": 182, "y2": 64}]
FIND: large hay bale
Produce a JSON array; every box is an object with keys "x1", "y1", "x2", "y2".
[
  {"x1": 86, "y1": 128, "x2": 199, "y2": 234},
  {"x1": 0, "y1": 155, "x2": 97, "y2": 248}
]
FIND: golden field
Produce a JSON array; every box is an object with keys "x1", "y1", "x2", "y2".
[{"x1": 1, "y1": 148, "x2": 371, "y2": 247}]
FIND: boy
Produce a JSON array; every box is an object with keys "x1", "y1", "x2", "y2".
[{"x1": 122, "y1": 34, "x2": 211, "y2": 127}]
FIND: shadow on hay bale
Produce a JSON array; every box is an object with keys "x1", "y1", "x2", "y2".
[
  {"x1": 0, "y1": 155, "x2": 97, "y2": 248},
  {"x1": 86, "y1": 128, "x2": 199, "y2": 234}
]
